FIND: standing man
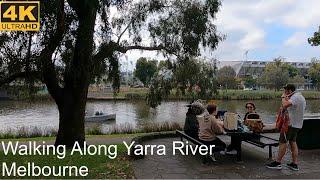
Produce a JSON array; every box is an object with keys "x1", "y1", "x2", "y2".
[{"x1": 266, "y1": 84, "x2": 306, "y2": 171}]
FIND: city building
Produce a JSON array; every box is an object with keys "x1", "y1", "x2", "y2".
[
  {"x1": 217, "y1": 60, "x2": 310, "y2": 77},
  {"x1": 217, "y1": 60, "x2": 313, "y2": 89}
]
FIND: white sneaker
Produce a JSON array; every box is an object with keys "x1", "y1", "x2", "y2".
[
  {"x1": 225, "y1": 150, "x2": 237, "y2": 155},
  {"x1": 219, "y1": 151, "x2": 226, "y2": 155}
]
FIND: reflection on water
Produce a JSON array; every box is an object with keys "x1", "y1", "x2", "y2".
[{"x1": 0, "y1": 99, "x2": 319, "y2": 132}]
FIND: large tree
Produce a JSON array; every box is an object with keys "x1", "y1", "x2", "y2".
[
  {"x1": 258, "y1": 58, "x2": 289, "y2": 91},
  {"x1": 308, "y1": 27, "x2": 320, "y2": 90},
  {"x1": 174, "y1": 57, "x2": 217, "y2": 97},
  {"x1": 217, "y1": 66, "x2": 237, "y2": 89},
  {"x1": 308, "y1": 58, "x2": 320, "y2": 90},
  {"x1": 134, "y1": 57, "x2": 158, "y2": 86},
  {"x1": 0, "y1": 0, "x2": 223, "y2": 147}
]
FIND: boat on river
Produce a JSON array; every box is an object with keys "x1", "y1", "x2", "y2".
[{"x1": 85, "y1": 112, "x2": 116, "y2": 122}]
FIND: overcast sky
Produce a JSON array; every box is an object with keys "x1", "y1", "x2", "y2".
[{"x1": 120, "y1": 0, "x2": 320, "y2": 70}]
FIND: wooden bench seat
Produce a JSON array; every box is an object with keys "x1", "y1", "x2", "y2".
[
  {"x1": 176, "y1": 130, "x2": 225, "y2": 162},
  {"x1": 177, "y1": 130, "x2": 279, "y2": 161},
  {"x1": 226, "y1": 131, "x2": 279, "y2": 161},
  {"x1": 243, "y1": 134, "x2": 279, "y2": 159},
  {"x1": 176, "y1": 130, "x2": 225, "y2": 150}
]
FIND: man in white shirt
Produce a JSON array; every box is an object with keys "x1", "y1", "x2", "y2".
[{"x1": 266, "y1": 84, "x2": 306, "y2": 171}]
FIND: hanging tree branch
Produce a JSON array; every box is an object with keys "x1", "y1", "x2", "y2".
[
  {"x1": 38, "y1": 0, "x2": 65, "y2": 103},
  {"x1": 0, "y1": 71, "x2": 40, "y2": 86}
]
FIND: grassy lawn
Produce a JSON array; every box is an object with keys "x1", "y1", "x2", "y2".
[
  {"x1": 0, "y1": 134, "x2": 141, "y2": 178},
  {"x1": 117, "y1": 87, "x2": 149, "y2": 98},
  {"x1": 0, "y1": 143, "x2": 134, "y2": 179}
]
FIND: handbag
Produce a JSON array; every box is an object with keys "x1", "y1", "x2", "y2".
[
  {"x1": 244, "y1": 113, "x2": 264, "y2": 133},
  {"x1": 276, "y1": 108, "x2": 289, "y2": 133},
  {"x1": 245, "y1": 119, "x2": 264, "y2": 133}
]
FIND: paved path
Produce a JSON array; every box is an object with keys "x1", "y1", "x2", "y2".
[{"x1": 133, "y1": 134, "x2": 320, "y2": 179}]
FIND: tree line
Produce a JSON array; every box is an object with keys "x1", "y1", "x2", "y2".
[{"x1": 138, "y1": 56, "x2": 320, "y2": 107}]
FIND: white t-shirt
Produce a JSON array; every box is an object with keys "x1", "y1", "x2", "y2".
[{"x1": 288, "y1": 92, "x2": 306, "y2": 129}]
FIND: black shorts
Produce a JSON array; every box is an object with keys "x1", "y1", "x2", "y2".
[{"x1": 279, "y1": 126, "x2": 300, "y2": 143}]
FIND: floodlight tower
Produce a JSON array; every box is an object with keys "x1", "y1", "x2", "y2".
[{"x1": 244, "y1": 50, "x2": 249, "y2": 77}]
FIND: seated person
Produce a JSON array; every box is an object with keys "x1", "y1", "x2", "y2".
[
  {"x1": 244, "y1": 103, "x2": 260, "y2": 124},
  {"x1": 197, "y1": 104, "x2": 226, "y2": 149},
  {"x1": 183, "y1": 101, "x2": 204, "y2": 139},
  {"x1": 226, "y1": 102, "x2": 259, "y2": 154}
]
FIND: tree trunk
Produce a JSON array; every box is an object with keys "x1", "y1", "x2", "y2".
[
  {"x1": 54, "y1": 88, "x2": 87, "y2": 147},
  {"x1": 54, "y1": 1, "x2": 97, "y2": 147}
]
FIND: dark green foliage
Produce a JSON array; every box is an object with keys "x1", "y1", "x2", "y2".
[
  {"x1": 308, "y1": 26, "x2": 320, "y2": 89},
  {"x1": 134, "y1": 57, "x2": 158, "y2": 86},
  {"x1": 285, "y1": 64, "x2": 300, "y2": 78},
  {"x1": 308, "y1": 58, "x2": 320, "y2": 90},
  {"x1": 309, "y1": 26, "x2": 320, "y2": 46},
  {"x1": 174, "y1": 58, "x2": 201, "y2": 93},
  {"x1": 258, "y1": 58, "x2": 289, "y2": 90},
  {"x1": 244, "y1": 76, "x2": 257, "y2": 88},
  {"x1": 108, "y1": 55, "x2": 121, "y2": 93},
  {"x1": 217, "y1": 66, "x2": 237, "y2": 89},
  {"x1": 158, "y1": 60, "x2": 173, "y2": 71},
  {"x1": 147, "y1": 70, "x2": 172, "y2": 108},
  {"x1": 196, "y1": 61, "x2": 218, "y2": 99},
  {"x1": 147, "y1": 58, "x2": 218, "y2": 107}
]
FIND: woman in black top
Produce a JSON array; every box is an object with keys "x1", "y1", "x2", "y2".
[
  {"x1": 225, "y1": 102, "x2": 258, "y2": 154},
  {"x1": 243, "y1": 102, "x2": 258, "y2": 120}
]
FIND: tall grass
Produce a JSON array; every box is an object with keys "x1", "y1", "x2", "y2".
[
  {"x1": 140, "y1": 122, "x2": 182, "y2": 133},
  {"x1": 0, "y1": 121, "x2": 183, "y2": 139},
  {"x1": 301, "y1": 91, "x2": 320, "y2": 99},
  {"x1": 0, "y1": 126, "x2": 57, "y2": 139},
  {"x1": 98, "y1": 122, "x2": 182, "y2": 135},
  {"x1": 123, "y1": 89, "x2": 320, "y2": 101},
  {"x1": 215, "y1": 90, "x2": 282, "y2": 100}
]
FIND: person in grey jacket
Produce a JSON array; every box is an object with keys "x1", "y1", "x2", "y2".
[{"x1": 197, "y1": 104, "x2": 226, "y2": 149}]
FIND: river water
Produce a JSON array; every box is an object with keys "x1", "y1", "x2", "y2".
[{"x1": 0, "y1": 100, "x2": 319, "y2": 133}]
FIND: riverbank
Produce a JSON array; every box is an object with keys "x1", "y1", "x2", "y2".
[
  {"x1": 0, "y1": 122, "x2": 182, "y2": 140},
  {"x1": 5, "y1": 89, "x2": 320, "y2": 101},
  {"x1": 93, "y1": 89, "x2": 320, "y2": 101}
]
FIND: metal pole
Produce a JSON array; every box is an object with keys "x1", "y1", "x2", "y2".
[{"x1": 244, "y1": 50, "x2": 249, "y2": 77}]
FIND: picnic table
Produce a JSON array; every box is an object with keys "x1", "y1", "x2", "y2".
[
  {"x1": 176, "y1": 129, "x2": 279, "y2": 162},
  {"x1": 225, "y1": 129, "x2": 279, "y2": 161}
]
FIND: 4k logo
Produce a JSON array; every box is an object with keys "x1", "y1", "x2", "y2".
[{"x1": 0, "y1": 1, "x2": 40, "y2": 31}]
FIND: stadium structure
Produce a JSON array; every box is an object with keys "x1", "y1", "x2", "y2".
[{"x1": 216, "y1": 60, "x2": 313, "y2": 89}]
